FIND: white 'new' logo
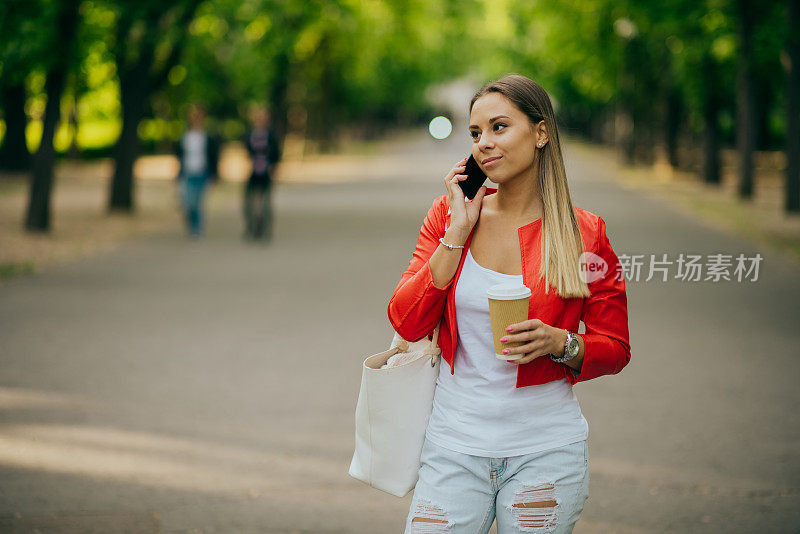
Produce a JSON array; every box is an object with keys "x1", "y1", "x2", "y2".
[{"x1": 579, "y1": 252, "x2": 608, "y2": 283}]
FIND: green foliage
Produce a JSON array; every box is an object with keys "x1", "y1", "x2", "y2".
[{"x1": 0, "y1": 0, "x2": 793, "y2": 153}]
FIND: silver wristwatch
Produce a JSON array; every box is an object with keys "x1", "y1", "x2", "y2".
[{"x1": 551, "y1": 330, "x2": 579, "y2": 363}]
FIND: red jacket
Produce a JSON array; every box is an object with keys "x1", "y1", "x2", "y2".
[{"x1": 387, "y1": 188, "x2": 631, "y2": 388}]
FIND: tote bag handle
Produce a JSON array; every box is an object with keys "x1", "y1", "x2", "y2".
[{"x1": 391, "y1": 321, "x2": 442, "y2": 366}]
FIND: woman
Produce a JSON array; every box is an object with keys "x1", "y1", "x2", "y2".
[
  {"x1": 242, "y1": 105, "x2": 281, "y2": 242},
  {"x1": 388, "y1": 74, "x2": 631, "y2": 533},
  {"x1": 175, "y1": 104, "x2": 219, "y2": 239}
]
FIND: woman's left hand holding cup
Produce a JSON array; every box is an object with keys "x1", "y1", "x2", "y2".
[{"x1": 500, "y1": 319, "x2": 566, "y2": 365}]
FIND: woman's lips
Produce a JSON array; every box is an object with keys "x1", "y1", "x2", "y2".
[{"x1": 483, "y1": 156, "x2": 502, "y2": 167}]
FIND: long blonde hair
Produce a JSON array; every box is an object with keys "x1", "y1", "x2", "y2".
[{"x1": 470, "y1": 74, "x2": 590, "y2": 299}]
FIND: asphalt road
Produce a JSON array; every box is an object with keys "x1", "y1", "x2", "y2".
[{"x1": 1, "y1": 129, "x2": 798, "y2": 533}]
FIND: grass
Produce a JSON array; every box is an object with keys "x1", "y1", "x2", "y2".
[
  {"x1": 687, "y1": 195, "x2": 800, "y2": 262},
  {"x1": 585, "y1": 141, "x2": 800, "y2": 267},
  {"x1": 0, "y1": 160, "x2": 183, "y2": 286},
  {"x1": 0, "y1": 262, "x2": 35, "y2": 280}
]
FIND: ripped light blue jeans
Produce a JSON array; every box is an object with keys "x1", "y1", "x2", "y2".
[{"x1": 404, "y1": 438, "x2": 589, "y2": 534}]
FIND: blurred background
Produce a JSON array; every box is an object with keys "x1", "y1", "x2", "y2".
[{"x1": 0, "y1": 0, "x2": 798, "y2": 533}]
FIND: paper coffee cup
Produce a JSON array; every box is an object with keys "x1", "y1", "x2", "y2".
[{"x1": 487, "y1": 283, "x2": 531, "y2": 360}]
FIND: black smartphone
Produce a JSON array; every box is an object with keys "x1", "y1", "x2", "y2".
[{"x1": 459, "y1": 154, "x2": 488, "y2": 200}]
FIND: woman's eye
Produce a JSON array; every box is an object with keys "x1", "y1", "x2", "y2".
[{"x1": 470, "y1": 124, "x2": 505, "y2": 140}]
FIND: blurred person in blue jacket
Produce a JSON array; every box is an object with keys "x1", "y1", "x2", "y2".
[
  {"x1": 175, "y1": 104, "x2": 219, "y2": 239},
  {"x1": 242, "y1": 105, "x2": 281, "y2": 242}
]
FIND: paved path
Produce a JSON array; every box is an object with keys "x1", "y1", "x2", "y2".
[{"x1": 1, "y1": 129, "x2": 798, "y2": 533}]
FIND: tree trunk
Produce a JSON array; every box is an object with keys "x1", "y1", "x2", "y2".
[
  {"x1": 23, "y1": 0, "x2": 79, "y2": 232},
  {"x1": 665, "y1": 84, "x2": 681, "y2": 169},
  {"x1": 24, "y1": 68, "x2": 68, "y2": 232},
  {"x1": 786, "y1": 0, "x2": 800, "y2": 213},
  {"x1": 109, "y1": 75, "x2": 148, "y2": 212},
  {"x1": 702, "y1": 54, "x2": 721, "y2": 185},
  {"x1": 627, "y1": 38, "x2": 656, "y2": 166},
  {"x1": 108, "y1": 1, "x2": 201, "y2": 212},
  {"x1": 269, "y1": 50, "x2": 291, "y2": 149},
  {"x1": 634, "y1": 119, "x2": 655, "y2": 166},
  {"x1": 316, "y1": 35, "x2": 338, "y2": 153},
  {"x1": 736, "y1": 0, "x2": 757, "y2": 199},
  {"x1": 68, "y1": 92, "x2": 80, "y2": 159},
  {"x1": 0, "y1": 82, "x2": 31, "y2": 172},
  {"x1": 617, "y1": 47, "x2": 636, "y2": 165}
]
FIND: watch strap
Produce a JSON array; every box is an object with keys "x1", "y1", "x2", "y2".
[{"x1": 551, "y1": 330, "x2": 578, "y2": 363}]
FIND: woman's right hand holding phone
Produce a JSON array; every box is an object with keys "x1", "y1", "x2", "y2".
[
  {"x1": 425, "y1": 157, "x2": 486, "y2": 289},
  {"x1": 444, "y1": 156, "x2": 487, "y2": 235}
]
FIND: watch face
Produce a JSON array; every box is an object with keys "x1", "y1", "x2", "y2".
[{"x1": 567, "y1": 338, "x2": 580, "y2": 356}]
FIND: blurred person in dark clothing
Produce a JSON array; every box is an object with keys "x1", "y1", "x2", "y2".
[
  {"x1": 175, "y1": 104, "x2": 219, "y2": 239},
  {"x1": 242, "y1": 105, "x2": 281, "y2": 242}
]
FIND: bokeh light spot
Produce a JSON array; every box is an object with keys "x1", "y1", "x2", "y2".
[{"x1": 429, "y1": 116, "x2": 452, "y2": 140}]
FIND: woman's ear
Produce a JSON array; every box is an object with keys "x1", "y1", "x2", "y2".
[{"x1": 537, "y1": 120, "x2": 548, "y2": 142}]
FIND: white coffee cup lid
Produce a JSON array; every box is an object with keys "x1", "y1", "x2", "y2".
[{"x1": 487, "y1": 283, "x2": 531, "y2": 300}]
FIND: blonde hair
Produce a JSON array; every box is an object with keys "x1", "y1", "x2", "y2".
[{"x1": 470, "y1": 74, "x2": 590, "y2": 299}]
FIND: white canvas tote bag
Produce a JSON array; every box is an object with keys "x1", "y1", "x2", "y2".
[{"x1": 348, "y1": 321, "x2": 442, "y2": 497}]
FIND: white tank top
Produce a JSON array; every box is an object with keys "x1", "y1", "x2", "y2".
[{"x1": 425, "y1": 247, "x2": 588, "y2": 457}]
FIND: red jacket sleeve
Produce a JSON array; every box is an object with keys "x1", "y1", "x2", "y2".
[
  {"x1": 568, "y1": 216, "x2": 631, "y2": 384},
  {"x1": 387, "y1": 196, "x2": 453, "y2": 342}
]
